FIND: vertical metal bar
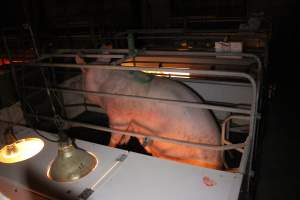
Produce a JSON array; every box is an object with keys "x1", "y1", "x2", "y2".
[
  {"x1": 1, "y1": 30, "x2": 11, "y2": 59},
  {"x1": 26, "y1": 24, "x2": 40, "y2": 58}
]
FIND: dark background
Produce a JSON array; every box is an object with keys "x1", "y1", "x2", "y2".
[
  {"x1": 1, "y1": 0, "x2": 299, "y2": 199},
  {"x1": 1, "y1": 0, "x2": 297, "y2": 81}
]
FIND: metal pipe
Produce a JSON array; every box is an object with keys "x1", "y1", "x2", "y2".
[
  {"x1": 22, "y1": 86, "x2": 251, "y2": 114},
  {"x1": 40, "y1": 55, "x2": 231, "y2": 67},
  {"x1": 50, "y1": 49, "x2": 262, "y2": 71},
  {"x1": 23, "y1": 24, "x2": 39, "y2": 58},
  {"x1": 220, "y1": 115, "x2": 250, "y2": 170},
  {"x1": 239, "y1": 136, "x2": 252, "y2": 173},
  {"x1": 238, "y1": 54, "x2": 261, "y2": 181},
  {"x1": 22, "y1": 62, "x2": 256, "y2": 81},
  {"x1": 42, "y1": 54, "x2": 125, "y2": 59},
  {"x1": 56, "y1": 49, "x2": 129, "y2": 54},
  {"x1": 25, "y1": 113, "x2": 246, "y2": 151},
  {"x1": 1, "y1": 31, "x2": 11, "y2": 59},
  {"x1": 223, "y1": 141, "x2": 244, "y2": 153},
  {"x1": 221, "y1": 115, "x2": 250, "y2": 145}
]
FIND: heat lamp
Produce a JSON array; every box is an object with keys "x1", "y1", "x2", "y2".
[
  {"x1": 0, "y1": 127, "x2": 44, "y2": 164},
  {"x1": 47, "y1": 132, "x2": 98, "y2": 182}
]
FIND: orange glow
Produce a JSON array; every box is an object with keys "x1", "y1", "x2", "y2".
[
  {"x1": 0, "y1": 58, "x2": 10, "y2": 66},
  {"x1": 121, "y1": 62, "x2": 191, "y2": 78},
  {"x1": 0, "y1": 138, "x2": 44, "y2": 163},
  {"x1": 142, "y1": 70, "x2": 191, "y2": 78}
]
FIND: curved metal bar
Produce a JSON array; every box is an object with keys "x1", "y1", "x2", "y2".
[
  {"x1": 24, "y1": 113, "x2": 246, "y2": 151},
  {"x1": 221, "y1": 115, "x2": 250, "y2": 146}
]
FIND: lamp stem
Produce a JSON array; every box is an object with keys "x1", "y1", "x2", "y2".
[
  {"x1": 57, "y1": 130, "x2": 69, "y2": 144},
  {"x1": 4, "y1": 127, "x2": 17, "y2": 145}
]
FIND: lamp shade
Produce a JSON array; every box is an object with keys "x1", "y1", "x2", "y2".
[
  {"x1": 47, "y1": 143, "x2": 97, "y2": 182},
  {"x1": 0, "y1": 138, "x2": 44, "y2": 163}
]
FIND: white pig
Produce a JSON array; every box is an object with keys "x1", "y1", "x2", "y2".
[{"x1": 75, "y1": 55, "x2": 222, "y2": 169}]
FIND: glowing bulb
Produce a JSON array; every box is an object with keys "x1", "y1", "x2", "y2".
[
  {"x1": 0, "y1": 138, "x2": 44, "y2": 163},
  {"x1": 142, "y1": 70, "x2": 190, "y2": 78},
  {"x1": 121, "y1": 63, "x2": 191, "y2": 78}
]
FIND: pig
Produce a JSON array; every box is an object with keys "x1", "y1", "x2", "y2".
[{"x1": 75, "y1": 54, "x2": 222, "y2": 169}]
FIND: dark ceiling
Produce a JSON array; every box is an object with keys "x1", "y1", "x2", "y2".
[{"x1": 0, "y1": 0, "x2": 295, "y2": 30}]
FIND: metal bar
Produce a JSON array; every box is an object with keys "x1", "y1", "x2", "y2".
[
  {"x1": 22, "y1": 86, "x2": 251, "y2": 114},
  {"x1": 220, "y1": 115, "x2": 250, "y2": 170},
  {"x1": 42, "y1": 54, "x2": 125, "y2": 59},
  {"x1": 223, "y1": 141, "x2": 244, "y2": 153},
  {"x1": 52, "y1": 48, "x2": 259, "y2": 64},
  {"x1": 22, "y1": 62, "x2": 256, "y2": 81},
  {"x1": 1, "y1": 31, "x2": 11, "y2": 59},
  {"x1": 23, "y1": 24, "x2": 39, "y2": 58},
  {"x1": 221, "y1": 115, "x2": 250, "y2": 145},
  {"x1": 50, "y1": 49, "x2": 262, "y2": 71},
  {"x1": 122, "y1": 57, "x2": 250, "y2": 66},
  {"x1": 237, "y1": 55, "x2": 260, "y2": 187},
  {"x1": 63, "y1": 103, "x2": 87, "y2": 107},
  {"x1": 239, "y1": 136, "x2": 252, "y2": 173},
  {"x1": 25, "y1": 113, "x2": 246, "y2": 151},
  {"x1": 56, "y1": 49, "x2": 129, "y2": 54},
  {"x1": 42, "y1": 55, "x2": 229, "y2": 67}
]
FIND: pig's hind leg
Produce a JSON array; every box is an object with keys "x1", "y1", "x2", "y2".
[{"x1": 108, "y1": 123, "x2": 131, "y2": 147}]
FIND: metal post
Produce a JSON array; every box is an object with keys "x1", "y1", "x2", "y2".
[
  {"x1": 127, "y1": 33, "x2": 138, "y2": 57},
  {"x1": 1, "y1": 30, "x2": 11, "y2": 59},
  {"x1": 23, "y1": 24, "x2": 39, "y2": 58}
]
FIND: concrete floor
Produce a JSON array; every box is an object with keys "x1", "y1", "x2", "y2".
[
  {"x1": 254, "y1": 82, "x2": 299, "y2": 199},
  {"x1": 254, "y1": 12, "x2": 298, "y2": 199}
]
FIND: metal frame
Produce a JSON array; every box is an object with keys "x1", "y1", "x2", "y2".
[{"x1": 15, "y1": 50, "x2": 261, "y2": 181}]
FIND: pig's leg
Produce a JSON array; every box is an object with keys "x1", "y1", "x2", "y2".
[
  {"x1": 75, "y1": 54, "x2": 86, "y2": 65},
  {"x1": 109, "y1": 123, "x2": 131, "y2": 147}
]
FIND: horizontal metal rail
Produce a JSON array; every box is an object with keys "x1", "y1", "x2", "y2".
[
  {"x1": 22, "y1": 62, "x2": 256, "y2": 81},
  {"x1": 52, "y1": 49, "x2": 262, "y2": 71},
  {"x1": 39, "y1": 54, "x2": 254, "y2": 66},
  {"x1": 22, "y1": 85, "x2": 251, "y2": 114},
  {"x1": 41, "y1": 54, "x2": 125, "y2": 59},
  {"x1": 24, "y1": 113, "x2": 246, "y2": 151}
]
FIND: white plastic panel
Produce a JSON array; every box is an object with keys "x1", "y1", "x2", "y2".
[
  {"x1": 0, "y1": 126, "x2": 128, "y2": 200},
  {"x1": 90, "y1": 152, "x2": 243, "y2": 200},
  {"x1": 0, "y1": 127, "x2": 243, "y2": 200},
  {"x1": 183, "y1": 80, "x2": 252, "y2": 105},
  {"x1": 60, "y1": 75, "x2": 85, "y2": 119}
]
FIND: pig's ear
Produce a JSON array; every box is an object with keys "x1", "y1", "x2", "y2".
[{"x1": 75, "y1": 54, "x2": 87, "y2": 73}]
